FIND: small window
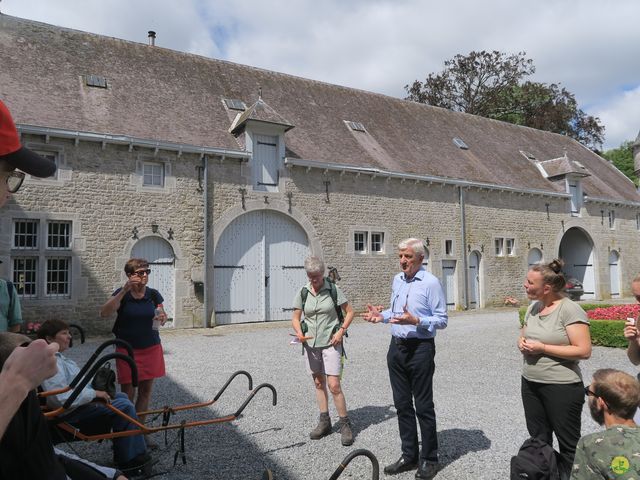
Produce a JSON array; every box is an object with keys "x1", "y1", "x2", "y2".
[
  {"x1": 47, "y1": 221, "x2": 72, "y2": 249},
  {"x1": 46, "y1": 257, "x2": 70, "y2": 297},
  {"x1": 506, "y1": 238, "x2": 515, "y2": 256},
  {"x1": 13, "y1": 257, "x2": 38, "y2": 298},
  {"x1": 452, "y1": 137, "x2": 469, "y2": 150},
  {"x1": 354, "y1": 231, "x2": 368, "y2": 253},
  {"x1": 494, "y1": 238, "x2": 504, "y2": 256},
  {"x1": 569, "y1": 183, "x2": 580, "y2": 216},
  {"x1": 347, "y1": 121, "x2": 366, "y2": 132},
  {"x1": 143, "y1": 162, "x2": 164, "y2": 187},
  {"x1": 445, "y1": 240, "x2": 453, "y2": 256},
  {"x1": 609, "y1": 210, "x2": 615, "y2": 229},
  {"x1": 85, "y1": 74, "x2": 107, "y2": 88},
  {"x1": 13, "y1": 220, "x2": 39, "y2": 249},
  {"x1": 224, "y1": 98, "x2": 246, "y2": 111},
  {"x1": 636, "y1": 213, "x2": 640, "y2": 231},
  {"x1": 371, "y1": 232, "x2": 385, "y2": 253}
]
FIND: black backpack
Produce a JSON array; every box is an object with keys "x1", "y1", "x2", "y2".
[{"x1": 510, "y1": 437, "x2": 560, "y2": 480}]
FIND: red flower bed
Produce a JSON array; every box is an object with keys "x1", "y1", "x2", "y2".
[{"x1": 587, "y1": 304, "x2": 640, "y2": 320}]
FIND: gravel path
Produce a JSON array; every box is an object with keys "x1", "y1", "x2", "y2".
[{"x1": 58, "y1": 309, "x2": 633, "y2": 479}]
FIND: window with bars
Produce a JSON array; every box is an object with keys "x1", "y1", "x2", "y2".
[
  {"x1": 11, "y1": 219, "x2": 72, "y2": 299},
  {"x1": 354, "y1": 231, "x2": 368, "y2": 253},
  {"x1": 142, "y1": 162, "x2": 164, "y2": 187}
]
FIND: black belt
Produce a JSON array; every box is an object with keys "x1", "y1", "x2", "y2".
[{"x1": 392, "y1": 336, "x2": 433, "y2": 346}]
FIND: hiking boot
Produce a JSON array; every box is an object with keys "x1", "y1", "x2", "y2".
[
  {"x1": 118, "y1": 452, "x2": 153, "y2": 476},
  {"x1": 309, "y1": 412, "x2": 332, "y2": 439},
  {"x1": 337, "y1": 416, "x2": 354, "y2": 446}
]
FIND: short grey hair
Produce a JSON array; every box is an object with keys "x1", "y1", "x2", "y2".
[
  {"x1": 304, "y1": 256, "x2": 325, "y2": 275},
  {"x1": 398, "y1": 238, "x2": 426, "y2": 258}
]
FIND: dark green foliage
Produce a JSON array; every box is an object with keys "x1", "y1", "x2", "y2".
[
  {"x1": 406, "y1": 51, "x2": 605, "y2": 150},
  {"x1": 602, "y1": 141, "x2": 637, "y2": 185},
  {"x1": 589, "y1": 320, "x2": 627, "y2": 348}
]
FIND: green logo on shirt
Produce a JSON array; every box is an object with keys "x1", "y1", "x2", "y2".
[{"x1": 611, "y1": 456, "x2": 630, "y2": 475}]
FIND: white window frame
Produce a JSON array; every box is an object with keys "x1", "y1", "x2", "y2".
[
  {"x1": 22, "y1": 141, "x2": 72, "y2": 185},
  {"x1": 133, "y1": 155, "x2": 175, "y2": 193},
  {"x1": 370, "y1": 232, "x2": 385, "y2": 254},
  {"x1": 494, "y1": 238, "x2": 504, "y2": 256},
  {"x1": 506, "y1": 238, "x2": 515, "y2": 256},
  {"x1": 11, "y1": 219, "x2": 74, "y2": 300},
  {"x1": 609, "y1": 210, "x2": 616, "y2": 229},
  {"x1": 354, "y1": 231, "x2": 368, "y2": 254},
  {"x1": 444, "y1": 239, "x2": 453, "y2": 256},
  {"x1": 142, "y1": 161, "x2": 165, "y2": 187},
  {"x1": 567, "y1": 178, "x2": 582, "y2": 217}
]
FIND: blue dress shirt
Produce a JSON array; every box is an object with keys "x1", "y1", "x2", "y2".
[{"x1": 381, "y1": 267, "x2": 448, "y2": 339}]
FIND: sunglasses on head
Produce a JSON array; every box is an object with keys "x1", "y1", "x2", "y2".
[{"x1": 130, "y1": 269, "x2": 151, "y2": 277}]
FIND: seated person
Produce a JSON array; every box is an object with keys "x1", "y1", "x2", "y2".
[
  {"x1": 37, "y1": 319, "x2": 150, "y2": 474},
  {"x1": 571, "y1": 369, "x2": 640, "y2": 479},
  {"x1": 0, "y1": 332, "x2": 127, "y2": 480}
]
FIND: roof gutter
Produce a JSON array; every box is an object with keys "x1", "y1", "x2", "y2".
[
  {"x1": 584, "y1": 196, "x2": 640, "y2": 208},
  {"x1": 284, "y1": 157, "x2": 572, "y2": 199},
  {"x1": 17, "y1": 124, "x2": 250, "y2": 160}
]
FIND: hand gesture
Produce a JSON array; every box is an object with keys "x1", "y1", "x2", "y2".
[
  {"x1": 362, "y1": 304, "x2": 383, "y2": 323},
  {"x1": 520, "y1": 338, "x2": 545, "y2": 355},
  {"x1": 517, "y1": 336, "x2": 527, "y2": 353},
  {"x1": 391, "y1": 306, "x2": 417, "y2": 326},
  {"x1": 624, "y1": 320, "x2": 638, "y2": 340},
  {"x1": 330, "y1": 329, "x2": 344, "y2": 346},
  {"x1": 154, "y1": 307, "x2": 168, "y2": 326},
  {"x1": 122, "y1": 276, "x2": 140, "y2": 293},
  {"x1": 2, "y1": 339, "x2": 59, "y2": 392}
]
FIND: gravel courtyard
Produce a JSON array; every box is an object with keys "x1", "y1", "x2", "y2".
[{"x1": 58, "y1": 309, "x2": 634, "y2": 479}]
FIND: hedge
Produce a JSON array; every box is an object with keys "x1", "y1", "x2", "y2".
[{"x1": 517, "y1": 303, "x2": 623, "y2": 348}]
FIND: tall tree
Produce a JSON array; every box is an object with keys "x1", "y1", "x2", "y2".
[
  {"x1": 602, "y1": 141, "x2": 637, "y2": 185},
  {"x1": 406, "y1": 51, "x2": 605, "y2": 150}
]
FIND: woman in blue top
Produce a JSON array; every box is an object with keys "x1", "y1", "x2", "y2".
[{"x1": 100, "y1": 258, "x2": 167, "y2": 430}]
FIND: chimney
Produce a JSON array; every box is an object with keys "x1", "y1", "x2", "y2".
[{"x1": 148, "y1": 31, "x2": 156, "y2": 46}]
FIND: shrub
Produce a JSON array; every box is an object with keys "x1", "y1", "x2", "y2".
[{"x1": 589, "y1": 320, "x2": 627, "y2": 348}]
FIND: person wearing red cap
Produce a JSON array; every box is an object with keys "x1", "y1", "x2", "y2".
[{"x1": 0, "y1": 99, "x2": 56, "y2": 208}]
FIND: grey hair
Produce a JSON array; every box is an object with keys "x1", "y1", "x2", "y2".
[
  {"x1": 398, "y1": 238, "x2": 426, "y2": 258},
  {"x1": 304, "y1": 256, "x2": 325, "y2": 275}
]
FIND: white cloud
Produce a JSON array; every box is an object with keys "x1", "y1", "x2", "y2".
[
  {"x1": 594, "y1": 87, "x2": 640, "y2": 150},
  {"x1": 3, "y1": 0, "x2": 640, "y2": 144}
]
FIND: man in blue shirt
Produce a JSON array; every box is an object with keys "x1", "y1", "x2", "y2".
[{"x1": 363, "y1": 238, "x2": 448, "y2": 480}]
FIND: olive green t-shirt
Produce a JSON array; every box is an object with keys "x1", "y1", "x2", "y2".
[
  {"x1": 522, "y1": 298, "x2": 589, "y2": 384},
  {"x1": 293, "y1": 279, "x2": 347, "y2": 348}
]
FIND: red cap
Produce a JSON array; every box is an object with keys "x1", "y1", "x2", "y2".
[{"x1": 0, "y1": 100, "x2": 56, "y2": 177}]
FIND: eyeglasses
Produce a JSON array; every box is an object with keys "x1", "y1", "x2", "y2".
[
  {"x1": 584, "y1": 384, "x2": 610, "y2": 408},
  {"x1": 130, "y1": 269, "x2": 151, "y2": 277},
  {"x1": 5, "y1": 171, "x2": 25, "y2": 193}
]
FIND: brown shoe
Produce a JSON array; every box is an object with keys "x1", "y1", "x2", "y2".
[
  {"x1": 337, "y1": 416, "x2": 354, "y2": 446},
  {"x1": 309, "y1": 412, "x2": 332, "y2": 440}
]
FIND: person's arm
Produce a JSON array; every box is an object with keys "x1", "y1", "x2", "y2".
[
  {"x1": 623, "y1": 320, "x2": 640, "y2": 365},
  {"x1": 521, "y1": 322, "x2": 591, "y2": 360},
  {"x1": 391, "y1": 277, "x2": 448, "y2": 330},
  {"x1": 7, "y1": 283, "x2": 22, "y2": 333},
  {"x1": 100, "y1": 286, "x2": 128, "y2": 317},
  {"x1": 330, "y1": 303, "x2": 354, "y2": 346},
  {"x1": 291, "y1": 308, "x2": 307, "y2": 341},
  {"x1": 0, "y1": 339, "x2": 59, "y2": 439},
  {"x1": 569, "y1": 439, "x2": 595, "y2": 480}
]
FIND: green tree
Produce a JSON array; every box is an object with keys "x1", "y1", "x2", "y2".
[
  {"x1": 406, "y1": 51, "x2": 605, "y2": 150},
  {"x1": 602, "y1": 141, "x2": 637, "y2": 185}
]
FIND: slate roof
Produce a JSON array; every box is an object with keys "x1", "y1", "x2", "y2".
[
  {"x1": 0, "y1": 14, "x2": 637, "y2": 202},
  {"x1": 538, "y1": 155, "x2": 591, "y2": 179}
]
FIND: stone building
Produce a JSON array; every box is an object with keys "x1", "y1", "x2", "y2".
[{"x1": 1, "y1": 14, "x2": 639, "y2": 334}]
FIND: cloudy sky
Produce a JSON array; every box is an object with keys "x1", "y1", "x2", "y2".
[{"x1": 3, "y1": 0, "x2": 639, "y2": 150}]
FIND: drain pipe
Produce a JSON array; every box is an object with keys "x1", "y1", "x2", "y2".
[
  {"x1": 459, "y1": 186, "x2": 469, "y2": 309},
  {"x1": 203, "y1": 155, "x2": 211, "y2": 327}
]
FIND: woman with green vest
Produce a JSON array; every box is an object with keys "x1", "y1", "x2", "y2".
[{"x1": 291, "y1": 256, "x2": 355, "y2": 446}]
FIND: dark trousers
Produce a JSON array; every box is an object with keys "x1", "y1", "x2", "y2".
[
  {"x1": 521, "y1": 377, "x2": 584, "y2": 480},
  {"x1": 387, "y1": 338, "x2": 437, "y2": 462}
]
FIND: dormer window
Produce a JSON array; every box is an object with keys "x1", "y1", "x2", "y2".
[{"x1": 568, "y1": 178, "x2": 582, "y2": 217}]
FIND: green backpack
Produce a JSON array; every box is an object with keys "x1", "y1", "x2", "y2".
[{"x1": 300, "y1": 277, "x2": 345, "y2": 334}]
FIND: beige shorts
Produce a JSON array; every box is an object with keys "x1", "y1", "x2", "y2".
[{"x1": 304, "y1": 343, "x2": 343, "y2": 376}]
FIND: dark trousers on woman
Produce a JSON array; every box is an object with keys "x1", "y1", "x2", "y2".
[
  {"x1": 521, "y1": 377, "x2": 584, "y2": 480},
  {"x1": 387, "y1": 338, "x2": 438, "y2": 463}
]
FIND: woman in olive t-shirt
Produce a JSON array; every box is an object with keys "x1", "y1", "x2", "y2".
[{"x1": 518, "y1": 259, "x2": 592, "y2": 480}]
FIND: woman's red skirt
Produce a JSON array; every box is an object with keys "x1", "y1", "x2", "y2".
[{"x1": 115, "y1": 343, "x2": 165, "y2": 384}]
